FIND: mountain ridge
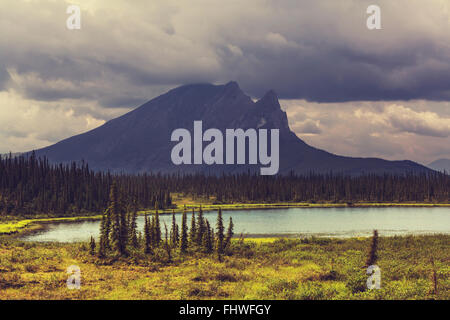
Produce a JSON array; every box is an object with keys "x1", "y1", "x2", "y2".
[
  {"x1": 32, "y1": 82, "x2": 432, "y2": 175},
  {"x1": 428, "y1": 159, "x2": 450, "y2": 173}
]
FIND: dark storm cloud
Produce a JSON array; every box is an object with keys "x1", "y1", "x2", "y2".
[
  {"x1": 227, "y1": 23, "x2": 450, "y2": 102},
  {"x1": 1, "y1": 0, "x2": 449, "y2": 163},
  {"x1": 1, "y1": 0, "x2": 449, "y2": 104},
  {"x1": 241, "y1": 53, "x2": 450, "y2": 102}
]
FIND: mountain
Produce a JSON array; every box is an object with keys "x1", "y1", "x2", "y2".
[
  {"x1": 428, "y1": 159, "x2": 450, "y2": 173},
  {"x1": 32, "y1": 82, "x2": 432, "y2": 175}
]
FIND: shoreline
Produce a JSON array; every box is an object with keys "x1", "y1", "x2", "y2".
[
  {"x1": 17, "y1": 232, "x2": 450, "y2": 244},
  {"x1": 1, "y1": 201, "x2": 449, "y2": 236}
]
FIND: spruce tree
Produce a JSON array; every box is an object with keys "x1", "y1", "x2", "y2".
[
  {"x1": 119, "y1": 192, "x2": 129, "y2": 255},
  {"x1": 210, "y1": 225, "x2": 215, "y2": 251},
  {"x1": 109, "y1": 181, "x2": 127, "y2": 255},
  {"x1": 189, "y1": 208, "x2": 196, "y2": 245},
  {"x1": 144, "y1": 213, "x2": 152, "y2": 254},
  {"x1": 129, "y1": 204, "x2": 139, "y2": 248},
  {"x1": 204, "y1": 219, "x2": 213, "y2": 253},
  {"x1": 224, "y1": 217, "x2": 234, "y2": 250},
  {"x1": 138, "y1": 231, "x2": 143, "y2": 246},
  {"x1": 98, "y1": 235, "x2": 106, "y2": 257},
  {"x1": 180, "y1": 209, "x2": 188, "y2": 254},
  {"x1": 196, "y1": 206, "x2": 205, "y2": 245},
  {"x1": 164, "y1": 222, "x2": 172, "y2": 262},
  {"x1": 201, "y1": 229, "x2": 209, "y2": 253},
  {"x1": 170, "y1": 211, "x2": 179, "y2": 247},
  {"x1": 99, "y1": 207, "x2": 111, "y2": 256},
  {"x1": 154, "y1": 209, "x2": 161, "y2": 247},
  {"x1": 109, "y1": 181, "x2": 121, "y2": 254},
  {"x1": 89, "y1": 236, "x2": 96, "y2": 255},
  {"x1": 366, "y1": 229, "x2": 379, "y2": 267},
  {"x1": 216, "y1": 208, "x2": 224, "y2": 260}
]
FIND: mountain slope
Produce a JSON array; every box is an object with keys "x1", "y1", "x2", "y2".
[
  {"x1": 428, "y1": 159, "x2": 450, "y2": 173},
  {"x1": 33, "y1": 82, "x2": 431, "y2": 175}
]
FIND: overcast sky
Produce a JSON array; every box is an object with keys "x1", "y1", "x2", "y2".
[{"x1": 0, "y1": 0, "x2": 449, "y2": 164}]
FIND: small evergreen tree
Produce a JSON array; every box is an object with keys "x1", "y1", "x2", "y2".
[
  {"x1": 119, "y1": 194, "x2": 129, "y2": 255},
  {"x1": 180, "y1": 209, "x2": 188, "y2": 254},
  {"x1": 189, "y1": 208, "x2": 196, "y2": 245},
  {"x1": 144, "y1": 213, "x2": 152, "y2": 254},
  {"x1": 196, "y1": 206, "x2": 205, "y2": 245},
  {"x1": 110, "y1": 181, "x2": 121, "y2": 253},
  {"x1": 216, "y1": 208, "x2": 224, "y2": 261},
  {"x1": 89, "y1": 236, "x2": 96, "y2": 255},
  {"x1": 138, "y1": 231, "x2": 143, "y2": 246},
  {"x1": 170, "y1": 211, "x2": 179, "y2": 247},
  {"x1": 109, "y1": 181, "x2": 127, "y2": 256},
  {"x1": 99, "y1": 207, "x2": 111, "y2": 256},
  {"x1": 210, "y1": 225, "x2": 215, "y2": 251},
  {"x1": 366, "y1": 230, "x2": 379, "y2": 267},
  {"x1": 154, "y1": 209, "x2": 161, "y2": 247},
  {"x1": 129, "y1": 204, "x2": 138, "y2": 248},
  {"x1": 164, "y1": 222, "x2": 172, "y2": 262},
  {"x1": 224, "y1": 217, "x2": 234, "y2": 251},
  {"x1": 204, "y1": 219, "x2": 213, "y2": 253}
]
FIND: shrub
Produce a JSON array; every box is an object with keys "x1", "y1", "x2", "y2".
[
  {"x1": 346, "y1": 271, "x2": 367, "y2": 294},
  {"x1": 296, "y1": 282, "x2": 326, "y2": 300},
  {"x1": 267, "y1": 278, "x2": 298, "y2": 299},
  {"x1": 24, "y1": 263, "x2": 39, "y2": 273}
]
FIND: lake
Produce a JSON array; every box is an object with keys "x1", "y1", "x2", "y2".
[{"x1": 20, "y1": 207, "x2": 450, "y2": 242}]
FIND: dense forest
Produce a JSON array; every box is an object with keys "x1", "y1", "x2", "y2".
[
  {"x1": 0, "y1": 154, "x2": 448, "y2": 216},
  {"x1": 0, "y1": 153, "x2": 172, "y2": 216}
]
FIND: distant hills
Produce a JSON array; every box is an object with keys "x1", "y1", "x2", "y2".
[
  {"x1": 428, "y1": 159, "x2": 450, "y2": 173},
  {"x1": 31, "y1": 82, "x2": 432, "y2": 175}
]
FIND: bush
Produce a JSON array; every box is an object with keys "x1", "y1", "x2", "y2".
[
  {"x1": 296, "y1": 282, "x2": 326, "y2": 300},
  {"x1": 24, "y1": 263, "x2": 39, "y2": 273},
  {"x1": 346, "y1": 271, "x2": 367, "y2": 294},
  {"x1": 215, "y1": 270, "x2": 239, "y2": 282},
  {"x1": 267, "y1": 278, "x2": 298, "y2": 299},
  {"x1": 319, "y1": 270, "x2": 339, "y2": 281}
]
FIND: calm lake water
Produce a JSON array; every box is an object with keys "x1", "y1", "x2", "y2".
[{"x1": 20, "y1": 207, "x2": 450, "y2": 242}]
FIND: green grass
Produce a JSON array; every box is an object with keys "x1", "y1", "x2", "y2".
[
  {"x1": 0, "y1": 220, "x2": 33, "y2": 234},
  {"x1": 0, "y1": 235, "x2": 448, "y2": 300}
]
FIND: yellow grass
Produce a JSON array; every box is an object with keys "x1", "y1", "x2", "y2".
[{"x1": 0, "y1": 235, "x2": 448, "y2": 300}]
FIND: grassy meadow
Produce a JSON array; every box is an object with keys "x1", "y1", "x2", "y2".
[{"x1": 0, "y1": 235, "x2": 448, "y2": 300}]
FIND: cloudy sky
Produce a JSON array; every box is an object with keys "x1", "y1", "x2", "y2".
[{"x1": 0, "y1": 0, "x2": 449, "y2": 164}]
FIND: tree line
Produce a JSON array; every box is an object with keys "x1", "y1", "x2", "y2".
[
  {"x1": 94, "y1": 181, "x2": 234, "y2": 261},
  {"x1": 0, "y1": 153, "x2": 171, "y2": 216},
  {"x1": 174, "y1": 171, "x2": 449, "y2": 203},
  {"x1": 0, "y1": 154, "x2": 448, "y2": 217}
]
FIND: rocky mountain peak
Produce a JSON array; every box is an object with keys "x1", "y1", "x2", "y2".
[{"x1": 32, "y1": 82, "x2": 432, "y2": 176}]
